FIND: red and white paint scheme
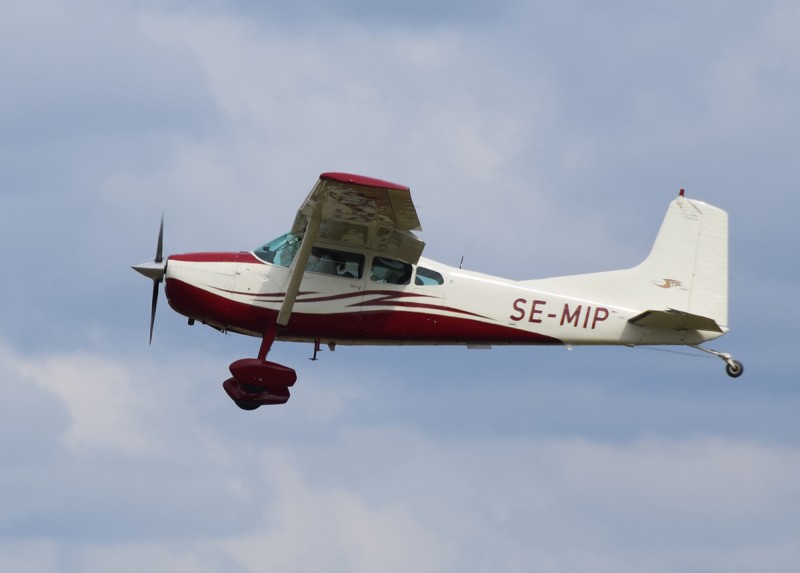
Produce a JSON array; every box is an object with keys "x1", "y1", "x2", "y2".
[{"x1": 133, "y1": 173, "x2": 742, "y2": 410}]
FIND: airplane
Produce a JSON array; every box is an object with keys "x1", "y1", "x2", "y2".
[{"x1": 133, "y1": 172, "x2": 743, "y2": 410}]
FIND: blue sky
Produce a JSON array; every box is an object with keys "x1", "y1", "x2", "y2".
[{"x1": 2, "y1": 1, "x2": 799, "y2": 571}]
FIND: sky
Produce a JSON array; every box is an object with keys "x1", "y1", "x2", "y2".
[{"x1": 1, "y1": 0, "x2": 799, "y2": 571}]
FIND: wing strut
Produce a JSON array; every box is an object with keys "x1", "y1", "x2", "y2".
[{"x1": 277, "y1": 201, "x2": 322, "y2": 326}]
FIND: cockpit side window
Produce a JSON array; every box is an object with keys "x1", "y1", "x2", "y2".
[
  {"x1": 415, "y1": 266, "x2": 444, "y2": 286},
  {"x1": 253, "y1": 233, "x2": 300, "y2": 267},
  {"x1": 370, "y1": 256, "x2": 412, "y2": 285},
  {"x1": 307, "y1": 247, "x2": 364, "y2": 279}
]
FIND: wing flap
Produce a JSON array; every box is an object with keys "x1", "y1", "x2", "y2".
[
  {"x1": 628, "y1": 309, "x2": 723, "y2": 332},
  {"x1": 291, "y1": 172, "x2": 425, "y2": 263}
]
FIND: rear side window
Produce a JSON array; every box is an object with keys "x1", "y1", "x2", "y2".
[{"x1": 415, "y1": 266, "x2": 444, "y2": 286}]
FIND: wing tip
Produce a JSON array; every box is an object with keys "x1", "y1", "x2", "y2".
[{"x1": 320, "y1": 172, "x2": 409, "y2": 192}]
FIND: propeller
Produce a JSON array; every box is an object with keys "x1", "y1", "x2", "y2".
[{"x1": 132, "y1": 215, "x2": 166, "y2": 343}]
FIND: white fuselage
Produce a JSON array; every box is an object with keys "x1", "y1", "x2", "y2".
[{"x1": 164, "y1": 249, "x2": 721, "y2": 348}]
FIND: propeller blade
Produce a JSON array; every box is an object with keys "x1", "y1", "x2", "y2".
[
  {"x1": 149, "y1": 279, "x2": 160, "y2": 344},
  {"x1": 155, "y1": 214, "x2": 164, "y2": 264}
]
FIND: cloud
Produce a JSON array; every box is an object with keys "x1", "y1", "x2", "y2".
[
  {"x1": 221, "y1": 452, "x2": 452, "y2": 573},
  {"x1": 135, "y1": 7, "x2": 577, "y2": 280},
  {"x1": 2, "y1": 336, "x2": 800, "y2": 571},
  {"x1": 0, "y1": 342, "x2": 262, "y2": 543},
  {"x1": 237, "y1": 433, "x2": 800, "y2": 573},
  {"x1": 16, "y1": 349, "x2": 151, "y2": 454}
]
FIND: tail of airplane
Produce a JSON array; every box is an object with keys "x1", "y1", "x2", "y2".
[
  {"x1": 629, "y1": 191, "x2": 729, "y2": 331},
  {"x1": 532, "y1": 191, "x2": 729, "y2": 333},
  {"x1": 528, "y1": 189, "x2": 739, "y2": 374}
]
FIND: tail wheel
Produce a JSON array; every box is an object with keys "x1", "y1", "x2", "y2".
[{"x1": 725, "y1": 360, "x2": 744, "y2": 378}]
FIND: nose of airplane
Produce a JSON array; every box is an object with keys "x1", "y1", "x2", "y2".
[{"x1": 131, "y1": 215, "x2": 167, "y2": 343}]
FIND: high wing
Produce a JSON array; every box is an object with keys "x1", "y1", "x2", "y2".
[
  {"x1": 290, "y1": 172, "x2": 425, "y2": 264},
  {"x1": 277, "y1": 172, "x2": 424, "y2": 326}
]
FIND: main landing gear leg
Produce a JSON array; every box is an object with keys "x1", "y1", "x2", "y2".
[
  {"x1": 222, "y1": 323, "x2": 298, "y2": 410},
  {"x1": 258, "y1": 323, "x2": 277, "y2": 361},
  {"x1": 690, "y1": 345, "x2": 744, "y2": 378}
]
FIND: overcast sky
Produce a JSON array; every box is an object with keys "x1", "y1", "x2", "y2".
[{"x1": 2, "y1": 1, "x2": 799, "y2": 571}]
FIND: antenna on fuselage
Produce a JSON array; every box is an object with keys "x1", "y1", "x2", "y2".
[{"x1": 458, "y1": 230, "x2": 482, "y2": 269}]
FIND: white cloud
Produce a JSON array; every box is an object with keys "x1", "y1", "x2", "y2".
[
  {"x1": 2, "y1": 333, "x2": 800, "y2": 572},
  {"x1": 221, "y1": 452, "x2": 452, "y2": 573},
  {"x1": 135, "y1": 9, "x2": 553, "y2": 260},
  {"x1": 15, "y1": 349, "x2": 151, "y2": 454},
  {"x1": 46, "y1": 434, "x2": 800, "y2": 572},
  {"x1": 258, "y1": 433, "x2": 800, "y2": 573}
]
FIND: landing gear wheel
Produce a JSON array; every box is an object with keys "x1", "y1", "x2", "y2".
[
  {"x1": 725, "y1": 360, "x2": 744, "y2": 378},
  {"x1": 690, "y1": 345, "x2": 744, "y2": 379}
]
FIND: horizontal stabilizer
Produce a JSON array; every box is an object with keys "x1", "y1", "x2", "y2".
[{"x1": 628, "y1": 309, "x2": 723, "y2": 332}]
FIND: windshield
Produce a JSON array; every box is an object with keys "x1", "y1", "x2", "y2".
[{"x1": 253, "y1": 233, "x2": 300, "y2": 267}]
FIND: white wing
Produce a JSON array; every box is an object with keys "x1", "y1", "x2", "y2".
[{"x1": 290, "y1": 172, "x2": 425, "y2": 264}]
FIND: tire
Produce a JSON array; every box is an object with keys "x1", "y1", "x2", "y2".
[{"x1": 725, "y1": 360, "x2": 744, "y2": 378}]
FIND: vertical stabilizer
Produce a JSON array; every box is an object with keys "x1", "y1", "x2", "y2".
[{"x1": 636, "y1": 195, "x2": 729, "y2": 328}]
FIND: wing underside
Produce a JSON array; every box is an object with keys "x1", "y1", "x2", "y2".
[
  {"x1": 277, "y1": 172, "x2": 425, "y2": 327},
  {"x1": 290, "y1": 172, "x2": 425, "y2": 264}
]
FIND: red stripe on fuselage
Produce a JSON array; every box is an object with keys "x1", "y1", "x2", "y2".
[
  {"x1": 220, "y1": 288, "x2": 492, "y2": 319},
  {"x1": 165, "y1": 278, "x2": 562, "y2": 346},
  {"x1": 169, "y1": 252, "x2": 263, "y2": 264}
]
